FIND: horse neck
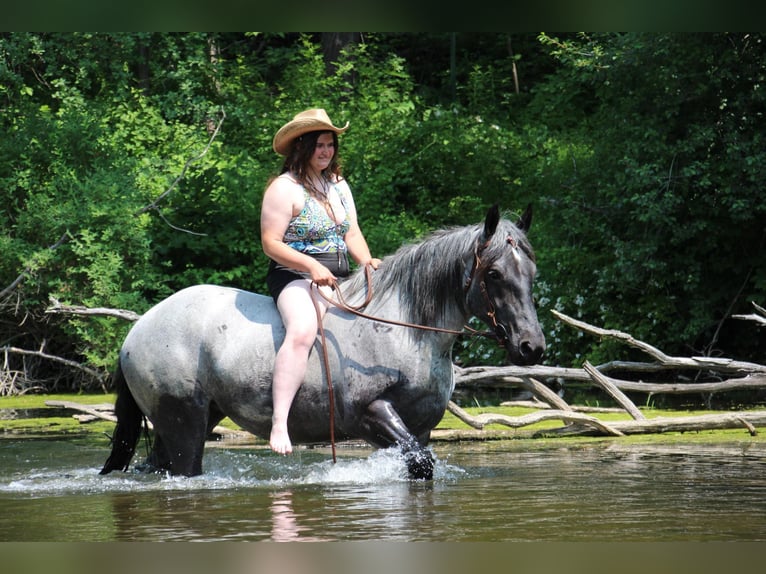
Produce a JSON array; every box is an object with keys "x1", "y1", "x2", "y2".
[{"x1": 346, "y1": 246, "x2": 470, "y2": 334}]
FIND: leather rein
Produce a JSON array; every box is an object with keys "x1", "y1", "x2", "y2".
[{"x1": 309, "y1": 239, "x2": 507, "y2": 462}]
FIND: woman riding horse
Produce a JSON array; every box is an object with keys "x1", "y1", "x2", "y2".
[{"x1": 100, "y1": 204, "x2": 545, "y2": 480}]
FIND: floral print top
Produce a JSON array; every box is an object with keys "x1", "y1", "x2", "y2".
[{"x1": 283, "y1": 183, "x2": 351, "y2": 254}]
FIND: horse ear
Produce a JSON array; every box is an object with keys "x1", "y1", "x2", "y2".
[
  {"x1": 483, "y1": 203, "x2": 501, "y2": 239},
  {"x1": 516, "y1": 203, "x2": 533, "y2": 234}
]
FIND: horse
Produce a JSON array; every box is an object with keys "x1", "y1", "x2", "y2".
[{"x1": 99, "y1": 204, "x2": 545, "y2": 480}]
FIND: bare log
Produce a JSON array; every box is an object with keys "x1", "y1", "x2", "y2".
[
  {"x1": 45, "y1": 400, "x2": 236, "y2": 437},
  {"x1": 454, "y1": 305, "x2": 766, "y2": 399},
  {"x1": 455, "y1": 364, "x2": 585, "y2": 384},
  {"x1": 2, "y1": 345, "x2": 105, "y2": 382},
  {"x1": 732, "y1": 301, "x2": 766, "y2": 326},
  {"x1": 46, "y1": 297, "x2": 141, "y2": 322},
  {"x1": 45, "y1": 400, "x2": 117, "y2": 422},
  {"x1": 454, "y1": 364, "x2": 766, "y2": 396},
  {"x1": 518, "y1": 376, "x2": 572, "y2": 411},
  {"x1": 448, "y1": 307, "x2": 766, "y2": 440},
  {"x1": 551, "y1": 309, "x2": 766, "y2": 374},
  {"x1": 445, "y1": 400, "x2": 766, "y2": 440},
  {"x1": 501, "y1": 400, "x2": 625, "y2": 414},
  {"x1": 583, "y1": 361, "x2": 645, "y2": 420},
  {"x1": 446, "y1": 400, "x2": 624, "y2": 436},
  {"x1": 545, "y1": 411, "x2": 766, "y2": 437},
  {"x1": 598, "y1": 373, "x2": 766, "y2": 394}
]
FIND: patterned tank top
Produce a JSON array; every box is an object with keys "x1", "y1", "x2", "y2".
[{"x1": 283, "y1": 183, "x2": 351, "y2": 254}]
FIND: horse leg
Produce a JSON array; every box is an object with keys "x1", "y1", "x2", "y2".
[
  {"x1": 360, "y1": 399, "x2": 435, "y2": 480},
  {"x1": 142, "y1": 394, "x2": 210, "y2": 477}
]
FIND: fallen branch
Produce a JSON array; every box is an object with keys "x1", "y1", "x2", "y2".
[
  {"x1": 454, "y1": 305, "x2": 766, "y2": 402},
  {"x1": 454, "y1": 365, "x2": 766, "y2": 396},
  {"x1": 46, "y1": 297, "x2": 141, "y2": 322},
  {"x1": 449, "y1": 306, "x2": 766, "y2": 440},
  {"x1": 593, "y1": 373, "x2": 766, "y2": 395},
  {"x1": 45, "y1": 400, "x2": 237, "y2": 437},
  {"x1": 501, "y1": 400, "x2": 625, "y2": 414},
  {"x1": 446, "y1": 400, "x2": 624, "y2": 436},
  {"x1": 732, "y1": 301, "x2": 766, "y2": 326},
  {"x1": 583, "y1": 361, "x2": 645, "y2": 420},
  {"x1": 544, "y1": 411, "x2": 766, "y2": 437},
  {"x1": 551, "y1": 309, "x2": 766, "y2": 374},
  {"x1": 45, "y1": 400, "x2": 117, "y2": 423},
  {"x1": 445, "y1": 401, "x2": 766, "y2": 440},
  {"x1": 2, "y1": 345, "x2": 105, "y2": 381},
  {"x1": 519, "y1": 376, "x2": 572, "y2": 411}
]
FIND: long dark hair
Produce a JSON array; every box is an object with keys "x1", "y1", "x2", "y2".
[{"x1": 280, "y1": 130, "x2": 343, "y2": 191}]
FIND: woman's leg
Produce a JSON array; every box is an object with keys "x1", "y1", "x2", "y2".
[{"x1": 270, "y1": 280, "x2": 330, "y2": 454}]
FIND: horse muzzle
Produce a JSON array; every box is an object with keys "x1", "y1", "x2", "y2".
[{"x1": 497, "y1": 323, "x2": 545, "y2": 366}]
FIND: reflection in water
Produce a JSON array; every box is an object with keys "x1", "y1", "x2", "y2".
[
  {"x1": 1, "y1": 439, "x2": 766, "y2": 541},
  {"x1": 270, "y1": 490, "x2": 299, "y2": 541}
]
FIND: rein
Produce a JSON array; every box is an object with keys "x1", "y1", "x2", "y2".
[{"x1": 308, "y1": 247, "x2": 506, "y2": 462}]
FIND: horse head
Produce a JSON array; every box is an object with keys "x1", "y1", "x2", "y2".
[{"x1": 463, "y1": 204, "x2": 546, "y2": 365}]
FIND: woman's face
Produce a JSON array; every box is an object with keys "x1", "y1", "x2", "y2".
[{"x1": 309, "y1": 132, "x2": 335, "y2": 173}]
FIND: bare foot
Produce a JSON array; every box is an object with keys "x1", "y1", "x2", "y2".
[{"x1": 270, "y1": 424, "x2": 293, "y2": 455}]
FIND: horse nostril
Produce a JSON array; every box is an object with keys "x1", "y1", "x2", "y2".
[{"x1": 519, "y1": 340, "x2": 544, "y2": 364}]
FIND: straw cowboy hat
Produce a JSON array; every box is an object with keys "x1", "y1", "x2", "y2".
[{"x1": 272, "y1": 108, "x2": 349, "y2": 156}]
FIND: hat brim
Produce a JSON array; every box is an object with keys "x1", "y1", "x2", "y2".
[{"x1": 273, "y1": 119, "x2": 349, "y2": 156}]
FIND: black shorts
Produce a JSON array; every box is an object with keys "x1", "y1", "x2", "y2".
[{"x1": 266, "y1": 251, "x2": 350, "y2": 302}]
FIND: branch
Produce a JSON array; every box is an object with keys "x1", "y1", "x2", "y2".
[
  {"x1": 46, "y1": 297, "x2": 141, "y2": 322},
  {"x1": 1, "y1": 345, "x2": 105, "y2": 381},
  {"x1": 518, "y1": 376, "x2": 572, "y2": 411},
  {"x1": 454, "y1": 365, "x2": 766, "y2": 394},
  {"x1": 551, "y1": 309, "x2": 671, "y2": 361},
  {"x1": 446, "y1": 400, "x2": 624, "y2": 436},
  {"x1": 547, "y1": 411, "x2": 766, "y2": 437},
  {"x1": 732, "y1": 301, "x2": 766, "y2": 326},
  {"x1": 501, "y1": 400, "x2": 625, "y2": 413},
  {"x1": 551, "y1": 308, "x2": 766, "y2": 374},
  {"x1": 448, "y1": 307, "x2": 766, "y2": 441},
  {"x1": 595, "y1": 373, "x2": 766, "y2": 394},
  {"x1": 44, "y1": 400, "x2": 242, "y2": 437},
  {"x1": 134, "y1": 108, "x2": 225, "y2": 236},
  {"x1": 583, "y1": 361, "x2": 645, "y2": 420},
  {"x1": 45, "y1": 400, "x2": 117, "y2": 423}
]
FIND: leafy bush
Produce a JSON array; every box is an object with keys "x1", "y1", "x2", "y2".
[{"x1": 1, "y1": 32, "x2": 764, "y2": 393}]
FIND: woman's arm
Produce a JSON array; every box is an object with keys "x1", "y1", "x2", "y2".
[{"x1": 336, "y1": 179, "x2": 381, "y2": 269}]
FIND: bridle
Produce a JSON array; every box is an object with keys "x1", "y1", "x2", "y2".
[
  {"x1": 463, "y1": 235, "x2": 519, "y2": 348},
  {"x1": 309, "y1": 236, "x2": 515, "y2": 462}
]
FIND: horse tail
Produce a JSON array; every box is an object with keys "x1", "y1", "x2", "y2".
[{"x1": 99, "y1": 358, "x2": 144, "y2": 474}]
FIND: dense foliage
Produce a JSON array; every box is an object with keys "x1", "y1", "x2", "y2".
[{"x1": 1, "y1": 32, "x2": 764, "y2": 393}]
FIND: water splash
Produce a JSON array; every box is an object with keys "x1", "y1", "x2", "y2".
[{"x1": 0, "y1": 444, "x2": 466, "y2": 496}]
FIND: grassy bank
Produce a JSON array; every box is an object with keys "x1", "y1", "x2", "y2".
[{"x1": 2, "y1": 393, "x2": 766, "y2": 449}]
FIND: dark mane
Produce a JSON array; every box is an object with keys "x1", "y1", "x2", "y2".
[{"x1": 342, "y1": 214, "x2": 533, "y2": 328}]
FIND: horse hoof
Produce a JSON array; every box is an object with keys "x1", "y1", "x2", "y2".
[
  {"x1": 133, "y1": 461, "x2": 160, "y2": 474},
  {"x1": 404, "y1": 449, "x2": 434, "y2": 480}
]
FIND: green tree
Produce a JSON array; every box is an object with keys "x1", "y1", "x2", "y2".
[
  {"x1": 529, "y1": 33, "x2": 766, "y2": 365},
  {"x1": 1, "y1": 32, "x2": 764, "y2": 394}
]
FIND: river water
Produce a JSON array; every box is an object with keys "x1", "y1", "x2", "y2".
[{"x1": 1, "y1": 435, "x2": 765, "y2": 543}]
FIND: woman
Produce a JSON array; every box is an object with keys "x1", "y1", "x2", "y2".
[{"x1": 261, "y1": 108, "x2": 381, "y2": 455}]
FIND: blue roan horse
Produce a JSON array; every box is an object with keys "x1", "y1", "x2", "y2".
[{"x1": 100, "y1": 204, "x2": 545, "y2": 480}]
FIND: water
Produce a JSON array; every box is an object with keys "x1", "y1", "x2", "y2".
[{"x1": 1, "y1": 436, "x2": 766, "y2": 542}]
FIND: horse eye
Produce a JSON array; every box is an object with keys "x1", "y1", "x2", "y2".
[{"x1": 486, "y1": 269, "x2": 502, "y2": 281}]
